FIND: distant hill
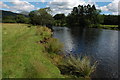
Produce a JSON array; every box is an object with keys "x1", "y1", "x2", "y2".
[
  {"x1": 1, "y1": 10, "x2": 29, "y2": 23},
  {"x1": 20, "y1": 11, "x2": 29, "y2": 16},
  {"x1": 1, "y1": 10, "x2": 29, "y2": 18}
]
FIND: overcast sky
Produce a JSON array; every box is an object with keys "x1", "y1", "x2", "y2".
[{"x1": 0, "y1": 0, "x2": 119, "y2": 15}]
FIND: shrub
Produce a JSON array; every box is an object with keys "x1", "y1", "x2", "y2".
[
  {"x1": 36, "y1": 26, "x2": 63, "y2": 54},
  {"x1": 48, "y1": 54, "x2": 64, "y2": 65},
  {"x1": 58, "y1": 55, "x2": 97, "y2": 78},
  {"x1": 44, "y1": 38, "x2": 63, "y2": 54},
  {"x1": 36, "y1": 26, "x2": 52, "y2": 39}
]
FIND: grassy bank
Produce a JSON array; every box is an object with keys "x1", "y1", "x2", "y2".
[
  {"x1": 2, "y1": 23, "x2": 63, "y2": 78},
  {"x1": 99, "y1": 25, "x2": 118, "y2": 30},
  {"x1": 2, "y1": 23, "x2": 96, "y2": 79}
]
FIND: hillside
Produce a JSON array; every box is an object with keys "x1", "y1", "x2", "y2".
[
  {"x1": 1, "y1": 10, "x2": 29, "y2": 18},
  {"x1": 1, "y1": 10, "x2": 29, "y2": 23}
]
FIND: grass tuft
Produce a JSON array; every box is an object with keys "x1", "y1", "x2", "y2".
[
  {"x1": 58, "y1": 54, "x2": 97, "y2": 78},
  {"x1": 44, "y1": 38, "x2": 63, "y2": 54},
  {"x1": 36, "y1": 26, "x2": 52, "y2": 39}
]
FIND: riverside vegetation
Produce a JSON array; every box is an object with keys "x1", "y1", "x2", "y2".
[
  {"x1": 2, "y1": 23, "x2": 97, "y2": 79},
  {"x1": 2, "y1": 4, "x2": 118, "y2": 30},
  {"x1": 2, "y1": 23, "x2": 63, "y2": 78}
]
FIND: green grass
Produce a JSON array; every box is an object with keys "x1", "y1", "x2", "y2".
[
  {"x1": 57, "y1": 55, "x2": 97, "y2": 78},
  {"x1": 44, "y1": 38, "x2": 63, "y2": 54},
  {"x1": 2, "y1": 23, "x2": 97, "y2": 79},
  {"x1": 100, "y1": 25, "x2": 118, "y2": 28},
  {"x1": 2, "y1": 23, "x2": 63, "y2": 78},
  {"x1": 99, "y1": 25, "x2": 118, "y2": 30}
]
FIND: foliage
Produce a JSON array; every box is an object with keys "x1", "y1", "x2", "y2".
[
  {"x1": 35, "y1": 26, "x2": 63, "y2": 54},
  {"x1": 58, "y1": 55, "x2": 97, "y2": 78},
  {"x1": 98, "y1": 25, "x2": 119, "y2": 30},
  {"x1": 2, "y1": 10, "x2": 21, "y2": 17},
  {"x1": 53, "y1": 14, "x2": 66, "y2": 26},
  {"x1": 2, "y1": 16, "x2": 17, "y2": 23},
  {"x1": 54, "y1": 14, "x2": 66, "y2": 20},
  {"x1": 100, "y1": 25, "x2": 118, "y2": 28},
  {"x1": 66, "y1": 4, "x2": 103, "y2": 28},
  {"x1": 2, "y1": 23, "x2": 98, "y2": 78},
  {"x1": 44, "y1": 38, "x2": 63, "y2": 53},
  {"x1": 94, "y1": 14, "x2": 118, "y2": 29},
  {"x1": 48, "y1": 53, "x2": 64, "y2": 65},
  {"x1": 15, "y1": 15, "x2": 30, "y2": 23},
  {"x1": 36, "y1": 26, "x2": 52, "y2": 39},
  {"x1": 29, "y1": 8, "x2": 54, "y2": 26},
  {"x1": 101, "y1": 15, "x2": 118, "y2": 25},
  {"x1": 2, "y1": 13, "x2": 30, "y2": 24}
]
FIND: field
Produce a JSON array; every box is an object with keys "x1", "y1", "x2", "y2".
[
  {"x1": 2, "y1": 23, "x2": 63, "y2": 78},
  {"x1": 101, "y1": 25, "x2": 118, "y2": 27},
  {"x1": 99, "y1": 25, "x2": 118, "y2": 30}
]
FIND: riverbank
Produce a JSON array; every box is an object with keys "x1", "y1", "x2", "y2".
[
  {"x1": 2, "y1": 23, "x2": 64, "y2": 78},
  {"x1": 2, "y1": 23, "x2": 96, "y2": 79},
  {"x1": 99, "y1": 25, "x2": 118, "y2": 30}
]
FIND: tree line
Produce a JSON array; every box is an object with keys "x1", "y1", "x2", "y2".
[
  {"x1": 101, "y1": 15, "x2": 118, "y2": 25},
  {"x1": 2, "y1": 4, "x2": 118, "y2": 28},
  {"x1": 53, "y1": 5, "x2": 118, "y2": 28},
  {"x1": 2, "y1": 15, "x2": 29, "y2": 23},
  {"x1": 66, "y1": 4, "x2": 102, "y2": 27},
  {"x1": 29, "y1": 8, "x2": 53, "y2": 26}
]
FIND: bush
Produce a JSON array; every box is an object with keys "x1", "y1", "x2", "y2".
[
  {"x1": 36, "y1": 26, "x2": 63, "y2": 54},
  {"x1": 36, "y1": 26, "x2": 52, "y2": 39},
  {"x1": 58, "y1": 55, "x2": 97, "y2": 78},
  {"x1": 44, "y1": 38, "x2": 63, "y2": 53}
]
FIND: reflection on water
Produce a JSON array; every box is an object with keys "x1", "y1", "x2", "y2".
[
  {"x1": 52, "y1": 26, "x2": 118, "y2": 78},
  {"x1": 53, "y1": 27, "x2": 74, "y2": 53}
]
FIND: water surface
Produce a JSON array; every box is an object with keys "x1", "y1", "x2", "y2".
[{"x1": 52, "y1": 26, "x2": 118, "y2": 78}]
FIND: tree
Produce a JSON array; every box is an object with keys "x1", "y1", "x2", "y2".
[
  {"x1": 53, "y1": 14, "x2": 66, "y2": 26},
  {"x1": 29, "y1": 8, "x2": 54, "y2": 26},
  {"x1": 102, "y1": 15, "x2": 118, "y2": 25},
  {"x1": 2, "y1": 16, "x2": 16, "y2": 23},
  {"x1": 66, "y1": 4, "x2": 103, "y2": 28},
  {"x1": 15, "y1": 15, "x2": 29, "y2": 23}
]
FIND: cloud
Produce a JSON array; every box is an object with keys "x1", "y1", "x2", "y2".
[
  {"x1": 1, "y1": 0, "x2": 119, "y2": 15},
  {"x1": 112, "y1": 12, "x2": 118, "y2": 15},
  {"x1": 11, "y1": 0, "x2": 37, "y2": 12},
  {"x1": 40, "y1": 0, "x2": 45, "y2": 3},
  {"x1": 48, "y1": 0, "x2": 119, "y2": 15},
  {"x1": 47, "y1": 0, "x2": 87, "y2": 15},
  {"x1": 1, "y1": 0, "x2": 37, "y2": 13},
  {"x1": 100, "y1": 0, "x2": 119, "y2": 15},
  {"x1": 118, "y1": 1, "x2": 120, "y2": 15},
  {"x1": 47, "y1": 0, "x2": 100, "y2": 15},
  {"x1": 10, "y1": 1, "x2": 36, "y2": 12},
  {"x1": 0, "y1": 1, "x2": 10, "y2": 9}
]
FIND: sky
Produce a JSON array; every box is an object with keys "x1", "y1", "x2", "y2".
[{"x1": 0, "y1": 0, "x2": 119, "y2": 15}]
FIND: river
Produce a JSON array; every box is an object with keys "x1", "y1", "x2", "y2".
[{"x1": 52, "y1": 26, "x2": 118, "y2": 78}]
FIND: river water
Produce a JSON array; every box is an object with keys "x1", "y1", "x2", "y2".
[{"x1": 52, "y1": 26, "x2": 118, "y2": 78}]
